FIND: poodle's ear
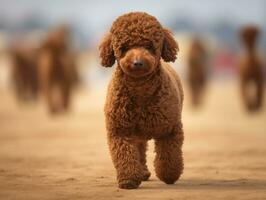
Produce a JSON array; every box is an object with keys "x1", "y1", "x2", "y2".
[
  {"x1": 161, "y1": 29, "x2": 179, "y2": 62},
  {"x1": 99, "y1": 33, "x2": 115, "y2": 67}
]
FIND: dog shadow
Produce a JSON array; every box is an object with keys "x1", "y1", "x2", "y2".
[{"x1": 141, "y1": 178, "x2": 266, "y2": 190}]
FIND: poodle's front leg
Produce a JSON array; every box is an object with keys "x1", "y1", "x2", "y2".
[
  {"x1": 154, "y1": 125, "x2": 184, "y2": 184},
  {"x1": 137, "y1": 141, "x2": 151, "y2": 181},
  {"x1": 108, "y1": 134, "x2": 143, "y2": 189}
]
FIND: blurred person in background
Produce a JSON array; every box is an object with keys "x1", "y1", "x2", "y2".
[
  {"x1": 38, "y1": 25, "x2": 78, "y2": 114},
  {"x1": 187, "y1": 37, "x2": 208, "y2": 107},
  {"x1": 238, "y1": 25, "x2": 264, "y2": 112}
]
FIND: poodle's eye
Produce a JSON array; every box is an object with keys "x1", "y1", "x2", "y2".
[
  {"x1": 120, "y1": 47, "x2": 128, "y2": 54},
  {"x1": 146, "y1": 45, "x2": 155, "y2": 54}
]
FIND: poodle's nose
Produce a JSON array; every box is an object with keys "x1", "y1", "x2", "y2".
[{"x1": 133, "y1": 59, "x2": 144, "y2": 68}]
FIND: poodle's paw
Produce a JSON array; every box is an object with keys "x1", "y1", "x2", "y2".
[
  {"x1": 158, "y1": 174, "x2": 181, "y2": 185},
  {"x1": 161, "y1": 177, "x2": 177, "y2": 184},
  {"x1": 141, "y1": 170, "x2": 151, "y2": 181},
  {"x1": 119, "y1": 179, "x2": 141, "y2": 189}
]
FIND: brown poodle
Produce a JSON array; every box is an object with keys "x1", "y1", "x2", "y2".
[
  {"x1": 99, "y1": 12, "x2": 184, "y2": 189},
  {"x1": 238, "y1": 26, "x2": 264, "y2": 112},
  {"x1": 187, "y1": 38, "x2": 207, "y2": 107},
  {"x1": 38, "y1": 25, "x2": 77, "y2": 114},
  {"x1": 10, "y1": 44, "x2": 39, "y2": 102}
]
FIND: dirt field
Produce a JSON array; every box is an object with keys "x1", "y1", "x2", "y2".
[{"x1": 0, "y1": 81, "x2": 266, "y2": 200}]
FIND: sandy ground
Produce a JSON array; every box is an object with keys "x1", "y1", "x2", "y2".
[{"x1": 0, "y1": 81, "x2": 266, "y2": 200}]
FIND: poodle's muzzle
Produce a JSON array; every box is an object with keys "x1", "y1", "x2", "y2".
[{"x1": 119, "y1": 47, "x2": 157, "y2": 78}]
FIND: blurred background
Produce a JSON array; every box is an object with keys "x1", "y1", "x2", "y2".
[
  {"x1": 0, "y1": 0, "x2": 266, "y2": 88},
  {"x1": 0, "y1": 1, "x2": 266, "y2": 199}
]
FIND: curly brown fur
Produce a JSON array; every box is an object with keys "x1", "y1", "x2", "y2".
[
  {"x1": 187, "y1": 38, "x2": 207, "y2": 107},
  {"x1": 38, "y1": 26, "x2": 77, "y2": 114},
  {"x1": 99, "y1": 12, "x2": 184, "y2": 189},
  {"x1": 10, "y1": 46, "x2": 39, "y2": 102},
  {"x1": 238, "y1": 26, "x2": 264, "y2": 112}
]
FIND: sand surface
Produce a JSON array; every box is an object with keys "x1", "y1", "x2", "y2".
[{"x1": 0, "y1": 81, "x2": 266, "y2": 200}]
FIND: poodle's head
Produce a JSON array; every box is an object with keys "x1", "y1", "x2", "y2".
[
  {"x1": 99, "y1": 12, "x2": 179, "y2": 78},
  {"x1": 240, "y1": 25, "x2": 260, "y2": 49}
]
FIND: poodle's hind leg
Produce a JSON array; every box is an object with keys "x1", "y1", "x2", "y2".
[
  {"x1": 254, "y1": 76, "x2": 264, "y2": 110},
  {"x1": 137, "y1": 141, "x2": 151, "y2": 181},
  {"x1": 241, "y1": 78, "x2": 253, "y2": 111},
  {"x1": 154, "y1": 125, "x2": 184, "y2": 184},
  {"x1": 108, "y1": 134, "x2": 143, "y2": 189}
]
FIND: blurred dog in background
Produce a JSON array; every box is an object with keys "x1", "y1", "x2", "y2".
[
  {"x1": 9, "y1": 40, "x2": 39, "y2": 103},
  {"x1": 38, "y1": 25, "x2": 78, "y2": 114},
  {"x1": 238, "y1": 26, "x2": 264, "y2": 112},
  {"x1": 187, "y1": 38, "x2": 208, "y2": 107}
]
